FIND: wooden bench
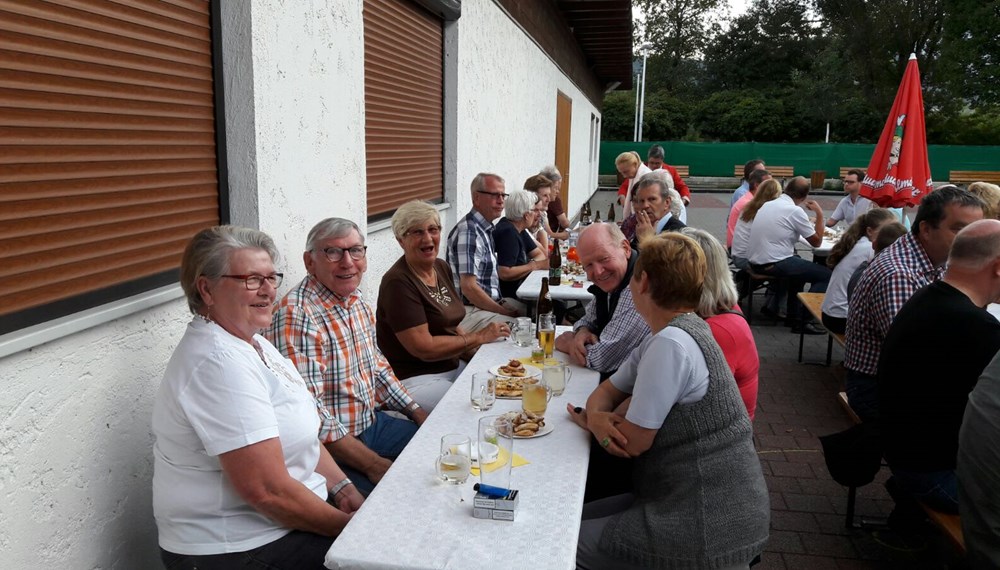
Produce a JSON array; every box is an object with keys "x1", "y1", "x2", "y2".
[
  {"x1": 672, "y1": 165, "x2": 689, "y2": 178},
  {"x1": 950, "y1": 170, "x2": 1000, "y2": 185},
  {"x1": 796, "y1": 292, "x2": 844, "y2": 366},
  {"x1": 734, "y1": 165, "x2": 794, "y2": 178},
  {"x1": 837, "y1": 391, "x2": 861, "y2": 424},
  {"x1": 920, "y1": 503, "x2": 966, "y2": 554},
  {"x1": 839, "y1": 167, "x2": 866, "y2": 178}
]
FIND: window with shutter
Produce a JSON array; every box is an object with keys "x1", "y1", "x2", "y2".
[
  {"x1": 0, "y1": 0, "x2": 223, "y2": 335},
  {"x1": 363, "y1": 0, "x2": 444, "y2": 221}
]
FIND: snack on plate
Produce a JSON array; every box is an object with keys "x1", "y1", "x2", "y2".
[
  {"x1": 503, "y1": 410, "x2": 546, "y2": 437},
  {"x1": 563, "y1": 261, "x2": 585, "y2": 277},
  {"x1": 498, "y1": 358, "x2": 527, "y2": 377},
  {"x1": 495, "y1": 377, "x2": 537, "y2": 398}
]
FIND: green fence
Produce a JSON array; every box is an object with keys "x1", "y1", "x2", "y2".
[{"x1": 600, "y1": 141, "x2": 1000, "y2": 182}]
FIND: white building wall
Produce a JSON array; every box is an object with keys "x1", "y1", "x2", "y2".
[{"x1": 0, "y1": 1, "x2": 603, "y2": 567}]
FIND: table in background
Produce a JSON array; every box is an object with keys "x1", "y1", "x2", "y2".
[
  {"x1": 325, "y1": 328, "x2": 599, "y2": 570},
  {"x1": 516, "y1": 270, "x2": 594, "y2": 302}
]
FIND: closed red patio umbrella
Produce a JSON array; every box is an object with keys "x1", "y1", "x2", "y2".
[{"x1": 860, "y1": 53, "x2": 934, "y2": 208}]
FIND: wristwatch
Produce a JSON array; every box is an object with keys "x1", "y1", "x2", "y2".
[{"x1": 330, "y1": 478, "x2": 353, "y2": 496}]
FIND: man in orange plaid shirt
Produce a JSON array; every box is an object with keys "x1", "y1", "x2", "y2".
[{"x1": 267, "y1": 218, "x2": 428, "y2": 496}]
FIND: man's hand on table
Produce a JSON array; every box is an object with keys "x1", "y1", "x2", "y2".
[{"x1": 556, "y1": 329, "x2": 596, "y2": 367}]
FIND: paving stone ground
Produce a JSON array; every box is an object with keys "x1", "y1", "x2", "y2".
[{"x1": 587, "y1": 188, "x2": 966, "y2": 569}]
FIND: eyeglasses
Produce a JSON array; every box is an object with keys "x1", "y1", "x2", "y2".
[
  {"x1": 318, "y1": 245, "x2": 368, "y2": 262},
  {"x1": 404, "y1": 225, "x2": 442, "y2": 239},
  {"x1": 221, "y1": 273, "x2": 283, "y2": 290},
  {"x1": 476, "y1": 190, "x2": 509, "y2": 200}
]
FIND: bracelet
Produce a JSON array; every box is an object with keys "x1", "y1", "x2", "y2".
[
  {"x1": 405, "y1": 401, "x2": 420, "y2": 414},
  {"x1": 330, "y1": 478, "x2": 352, "y2": 497}
]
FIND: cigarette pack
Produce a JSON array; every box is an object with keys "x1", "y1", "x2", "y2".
[
  {"x1": 473, "y1": 489, "x2": 519, "y2": 510},
  {"x1": 473, "y1": 507, "x2": 516, "y2": 521}
]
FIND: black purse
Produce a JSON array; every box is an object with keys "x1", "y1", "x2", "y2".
[{"x1": 819, "y1": 422, "x2": 882, "y2": 487}]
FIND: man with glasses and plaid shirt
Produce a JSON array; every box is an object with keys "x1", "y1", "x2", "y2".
[
  {"x1": 446, "y1": 172, "x2": 527, "y2": 331},
  {"x1": 266, "y1": 218, "x2": 427, "y2": 496}
]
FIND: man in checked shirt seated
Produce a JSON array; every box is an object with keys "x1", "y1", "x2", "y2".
[
  {"x1": 555, "y1": 222, "x2": 650, "y2": 378},
  {"x1": 266, "y1": 218, "x2": 428, "y2": 496}
]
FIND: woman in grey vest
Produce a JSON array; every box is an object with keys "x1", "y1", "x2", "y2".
[{"x1": 575, "y1": 232, "x2": 769, "y2": 570}]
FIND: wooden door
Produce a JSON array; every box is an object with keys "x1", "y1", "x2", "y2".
[{"x1": 555, "y1": 92, "x2": 572, "y2": 206}]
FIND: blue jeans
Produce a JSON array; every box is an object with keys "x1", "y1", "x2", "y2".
[
  {"x1": 341, "y1": 411, "x2": 418, "y2": 495},
  {"x1": 161, "y1": 530, "x2": 333, "y2": 569},
  {"x1": 759, "y1": 256, "x2": 832, "y2": 320},
  {"x1": 891, "y1": 468, "x2": 959, "y2": 514},
  {"x1": 845, "y1": 369, "x2": 879, "y2": 422}
]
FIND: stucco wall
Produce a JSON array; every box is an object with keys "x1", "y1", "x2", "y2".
[{"x1": 0, "y1": 1, "x2": 603, "y2": 567}]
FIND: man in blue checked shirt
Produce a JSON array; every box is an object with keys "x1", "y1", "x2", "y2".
[
  {"x1": 446, "y1": 172, "x2": 527, "y2": 331},
  {"x1": 555, "y1": 222, "x2": 650, "y2": 378}
]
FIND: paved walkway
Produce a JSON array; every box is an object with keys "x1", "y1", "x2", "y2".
[{"x1": 587, "y1": 189, "x2": 966, "y2": 569}]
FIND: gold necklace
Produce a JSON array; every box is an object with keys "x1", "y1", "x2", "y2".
[{"x1": 407, "y1": 261, "x2": 452, "y2": 306}]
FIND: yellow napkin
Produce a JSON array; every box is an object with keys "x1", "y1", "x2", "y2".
[{"x1": 469, "y1": 447, "x2": 529, "y2": 475}]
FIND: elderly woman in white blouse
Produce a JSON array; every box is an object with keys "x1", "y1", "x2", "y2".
[{"x1": 153, "y1": 226, "x2": 362, "y2": 570}]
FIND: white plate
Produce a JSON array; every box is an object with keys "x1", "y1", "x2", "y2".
[
  {"x1": 489, "y1": 364, "x2": 542, "y2": 379},
  {"x1": 513, "y1": 423, "x2": 555, "y2": 439}
]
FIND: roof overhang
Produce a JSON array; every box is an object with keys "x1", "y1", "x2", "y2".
[{"x1": 556, "y1": 0, "x2": 634, "y2": 91}]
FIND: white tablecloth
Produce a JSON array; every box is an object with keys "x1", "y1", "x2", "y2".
[
  {"x1": 325, "y1": 329, "x2": 599, "y2": 570},
  {"x1": 516, "y1": 270, "x2": 594, "y2": 302}
]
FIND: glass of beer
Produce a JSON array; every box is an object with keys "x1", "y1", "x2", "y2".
[
  {"x1": 435, "y1": 434, "x2": 471, "y2": 485},
  {"x1": 537, "y1": 313, "x2": 556, "y2": 358},
  {"x1": 543, "y1": 362, "x2": 573, "y2": 397},
  {"x1": 521, "y1": 379, "x2": 551, "y2": 416}
]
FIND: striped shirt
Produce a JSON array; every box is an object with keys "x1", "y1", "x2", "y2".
[
  {"x1": 265, "y1": 275, "x2": 414, "y2": 443},
  {"x1": 446, "y1": 209, "x2": 501, "y2": 304},
  {"x1": 844, "y1": 233, "x2": 942, "y2": 375}
]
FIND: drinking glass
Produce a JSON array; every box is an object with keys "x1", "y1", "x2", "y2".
[
  {"x1": 470, "y1": 372, "x2": 496, "y2": 411},
  {"x1": 478, "y1": 416, "x2": 514, "y2": 490},
  {"x1": 542, "y1": 362, "x2": 573, "y2": 397},
  {"x1": 522, "y1": 379, "x2": 552, "y2": 416},
  {"x1": 435, "y1": 434, "x2": 471, "y2": 485},
  {"x1": 537, "y1": 313, "x2": 556, "y2": 358},
  {"x1": 512, "y1": 317, "x2": 533, "y2": 347}
]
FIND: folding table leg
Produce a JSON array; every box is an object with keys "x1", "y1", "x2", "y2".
[{"x1": 825, "y1": 334, "x2": 833, "y2": 367}]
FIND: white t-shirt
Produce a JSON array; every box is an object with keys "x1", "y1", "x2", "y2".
[
  {"x1": 747, "y1": 194, "x2": 816, "y2": 265},
  {"x1": 830, "y1": 195, "x2": 873, "y2": 225},
  {"x1": 610, "y1": 326, "x2": 709, "y2": 430},
  {"x1": 821, "y1": 237, "x2": 874, "y2": 318},
  {"x1": 731, "y1": 218, "x2": 753, "y2": 259},
  {"x1": 152, "y1": 318, "x2": 328, "y2": 555}
]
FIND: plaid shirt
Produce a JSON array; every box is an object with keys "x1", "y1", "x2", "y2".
[
  {"x1": 446, "y1": 209, "x2": 501, "y2": 304},
  {"x1": 574, "y1": 274, "x2": 650, "y2": 375},
  {"x1": 265, "y1": 275, "x2": 414, "y2": 443},
  {"x1": 844, "y1": 233, "x2": 943, "y2": 375}
]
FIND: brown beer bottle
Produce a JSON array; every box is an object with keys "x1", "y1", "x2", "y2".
[
  {"x1": 594, "y1": 210, "x2": 602, "y2": 224},
  {"x1": 607, "y1": 203, "x2": 616, "y2": 223},
  {"x1": 549, "y1": 239, "x2": 562, "y2": 286},
  {"x1": 536, "y1": 277, "x2": 553, "y2": 323}
]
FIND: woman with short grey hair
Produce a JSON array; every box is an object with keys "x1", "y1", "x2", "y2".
[
  {"x1": 155, "y1": 225, "x2": 363, "y2": 570},
  {"x1": 377, "y1": 201, "x2": 507, "y2": 411},
  {"x1": 494, "y1": 189, "x2": 547, "y2": 299}
]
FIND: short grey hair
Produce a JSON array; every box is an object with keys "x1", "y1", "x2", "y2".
[
  {"x1": 306, "y1": 218, "x2": 363, "y2": 251},
  {"x1": 632, "y1": 172, "x2": 674, "y2": 202},
  {"x1": 948, "y1": 219, "x2": 1000, "y2": 270},
  {"x1": 505, "y1": 189, "x2": 537, "y2": 222},
  {"x1": 180, "y1": 225, "x2": 281, "y2": 314},
  {"x1": 539, "y1": 165, "x2": 562, "y2": 182},
  {"x1": 391, "y1": 200, "x2": 441, "y2": 240},
  {"x1": 470, "y1": 172, "x2": 505, "y2": 198},
  {"x1": 680, "y1": 227, "x2": 739, "y2": 317}
]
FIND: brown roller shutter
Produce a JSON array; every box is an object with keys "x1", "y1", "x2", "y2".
[
  {"x1": 0, "y1": 0, "x2": 221, "y2": 334},
  {"x1": 363, "y1": 0, "x2": 443, "y2": 220}
]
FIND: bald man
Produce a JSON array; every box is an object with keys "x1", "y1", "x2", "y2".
[
  {"x1": 554, "y1": 223, "x2": 650, "y2": 377},
  {"x1": 877, "y1": 219, "x2": 1000, "y2": 515}
]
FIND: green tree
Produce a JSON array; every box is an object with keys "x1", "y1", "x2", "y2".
[
  {"x1": 936, "y1": 0, "x2": 1000, "y2": 110},
  {"x1": 601, "y1": 91, "x2": 639, "y2": 141},
  {"x1": 635, "y1": 0, "x2": 726, "y2": 92}
]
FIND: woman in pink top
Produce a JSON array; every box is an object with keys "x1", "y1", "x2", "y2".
[{"x1": 682, "y1": 227, "x2": 759, "y2": 418}]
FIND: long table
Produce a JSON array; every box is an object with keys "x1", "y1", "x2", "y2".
[
  {"x1": 516, "y1": 269, "x2": 594, "y2": 302},
  {"x1": 325, "y1": 329, "x2": 599, "y2": 569}
]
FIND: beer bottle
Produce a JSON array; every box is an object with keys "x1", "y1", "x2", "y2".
[
  {"x1": 581, "y1": 201, "x2": 592, "y2": 225},
  {"x1": 594, "y1": 210, "x2": 602, "y2": 224},
  {"x1": 536, "y1": 277, "x2": 553, "y2": 323},
  {"x1": 607, "y1": 203, "x2": 616, "y2": 223},
  {"x1": 549, "y1": 239, "x2": 562, "y2": 286}
]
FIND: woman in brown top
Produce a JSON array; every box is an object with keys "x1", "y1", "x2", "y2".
[{"x1": 376, "y1": 201, "x2": 508, "y2": 411}]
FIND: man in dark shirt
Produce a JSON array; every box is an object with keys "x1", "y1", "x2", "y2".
[{"x1": 878, "y1": 219, "x2": 1000, "y2": 513}]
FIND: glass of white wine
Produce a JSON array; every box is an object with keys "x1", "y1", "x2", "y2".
[{"x1": 435, "y1": 434, "x2": 472, "y2": 485}]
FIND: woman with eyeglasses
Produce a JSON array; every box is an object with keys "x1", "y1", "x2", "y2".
[
  {"x1": 377, "y1": 201, "x2": 507, "y2": 410},
  {"x1": 152, "y1": 226, "x2": 363, "y2": 570},
  {"x1": 494, "y1": 189, "x2": 549, "y2": 300}
]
